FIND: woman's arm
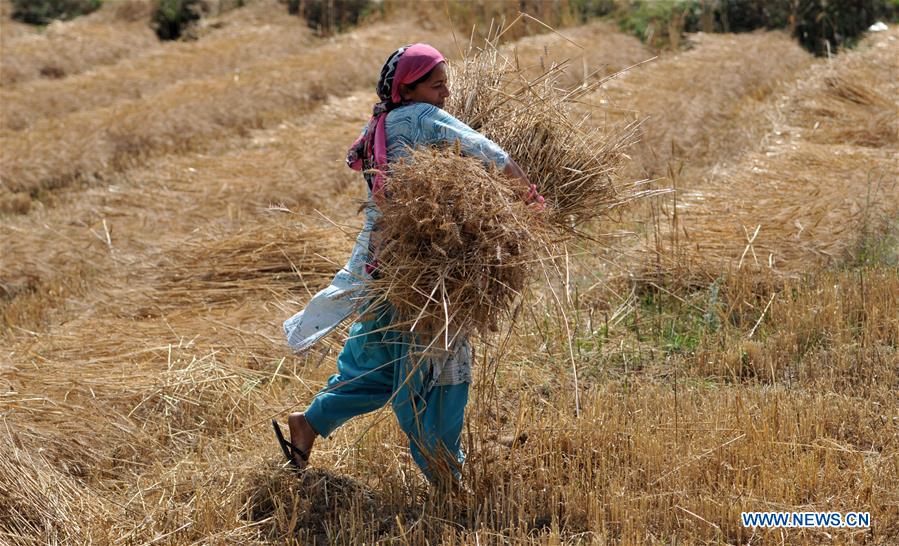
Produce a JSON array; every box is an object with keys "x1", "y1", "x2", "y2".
[
  {"x1": 407, "y1": 104, "x2": 545, "y2": 207},
  {"x1": 503, "y1": 159, "x2": 530, "y2": 193}
]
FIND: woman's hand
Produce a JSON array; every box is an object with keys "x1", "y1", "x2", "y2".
[
  {"x1": 525, "y1": 184, "x2": 546, "y2": 212},
  {"x1": 503, "y1": 159, "x2": 545, "y2": 211}
]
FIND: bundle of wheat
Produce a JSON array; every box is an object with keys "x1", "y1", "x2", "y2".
[
  {"x1": 786, "y1": 52, "x2": 899, "y2": 148},
  {"x1": 446, "y1": 32, "x2": 641, "y2": 231},
  {"x1": 367, "y1": 147, "x2": 548, "y2": 336},
  {"x1": 508, "y1": 19, "x2": 651, "y2": 89}
]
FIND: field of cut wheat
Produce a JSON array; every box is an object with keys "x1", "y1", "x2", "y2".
[{"x1": 1, "y1": 0, "x2": 896, "y2": 544}]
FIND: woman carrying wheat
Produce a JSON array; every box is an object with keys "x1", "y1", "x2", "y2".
[{"x1": 273, "y1": 43, "x2": 543, "y2": 484}]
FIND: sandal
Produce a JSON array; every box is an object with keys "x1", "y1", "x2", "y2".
[{"x1": 272, "y1": 419, "x2": 309, "y2": 469}]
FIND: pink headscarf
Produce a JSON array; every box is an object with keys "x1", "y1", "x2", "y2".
[{"x1": 346, "y1": 43, "x2": 446, "y2": 196}]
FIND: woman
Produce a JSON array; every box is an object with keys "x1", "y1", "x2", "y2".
[{"x1": 275, "y1": 43, "x2": 542, "y2": 484}]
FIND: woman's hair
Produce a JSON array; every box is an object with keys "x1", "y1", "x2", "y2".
[{"x1": 404, "y1": 61, "x2": 443, "y2": 91}]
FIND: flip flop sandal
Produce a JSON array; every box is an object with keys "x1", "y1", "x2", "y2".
[{"x1": 272, "y1": 419, "x2": 309, "y2": 469}]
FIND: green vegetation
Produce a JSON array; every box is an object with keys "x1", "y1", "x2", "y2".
[
  {"x1": 713, "y1": 0, "x2": 785, "y2": 31},
  {"x1": 793, "y1": 0, "x2": 893, "y2": 55},
  {"x1": 631, "y1": 282, "x2": 721, "y2": 355},
  {"x1": 285, "y1": 0, "x2": 375, "y2": 35},
  {"x1": 855, "y1": 216, "x2": 899, "y2": 268},
  {"x1": 10, "y1": 0, "x2": 101, "y2": 24},
  {"x1": 613, "y1": 0, "x2": 898, "y2": 55},
  {"x1": 151, "y1": 0, "x2": 246, "y2": 40},
  {"x1": 152, "y1": 0, "x2": 205, "y2": 40},
  {"x1": 569, "y1": 0, "x2": 618, "y2": 21},
  {"x1": 270, "y1": 0, "x2": 896, "y2": 55},
  {"x1": 615, "y1": 0, "x2": 703, "y2": 49},
  {"x1": 853, "y1": 171, "x2": 899, "y2": 267}
]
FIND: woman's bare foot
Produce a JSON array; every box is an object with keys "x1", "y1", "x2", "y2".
[{"x1": 287, "y1": 412, "x2": 317, "y2": 469}]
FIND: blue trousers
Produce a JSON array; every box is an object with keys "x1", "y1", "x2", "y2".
[{"x1": 304, "y1": 306, "x2": 469, "y2": 482}]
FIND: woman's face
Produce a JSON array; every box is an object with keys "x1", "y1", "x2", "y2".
[{"x1": 400, "y1": 62, "x2": 450, "y2": 109}]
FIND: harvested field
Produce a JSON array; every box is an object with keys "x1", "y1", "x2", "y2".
[
  {"x1": 0, "y1": 0, "x2": 312, "y2": 131},
  {"x1": 0, "y1": 19, "x2": 34, "y2": 42},
  {"x1": 0, "y1": 22, "x2": 454, "y2": 208},
  {"x1": 640, "y1": 26, "x2": 899, "y2": 285},
  {"x1": 1, "y1": 2, "x2": 897, "y2": 543},
  {"x1": 1, "y1": 91, "x2": 371, "y2": 334},
  {"x1": 0, "y1": 0, "x2": 257, "y2": 89},
  {"x1": 508, "y1": 19, "x2": 652, "y2": 88},
  {"x1": 589, "y1": 31, "x2": 813, "y2": 178},
  {"x1": 0, "y1": 19, "x2": 158, "y2": 88}
]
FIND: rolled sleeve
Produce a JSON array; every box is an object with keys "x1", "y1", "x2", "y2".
[{"x1": 430, "y1": 109, "x2": 509, "y2": 169}]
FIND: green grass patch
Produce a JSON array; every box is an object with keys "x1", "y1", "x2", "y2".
[
  {"x1": 11, "y1": 0, "x2": 101, "y2": 25},
  {"x1": 615, "y1": 0, "x2": 703, "y2": 49}
]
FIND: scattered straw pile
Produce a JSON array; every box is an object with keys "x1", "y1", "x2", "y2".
[
  {"x1": 0, "y1": 0, "x2": 33, "y2": 42},
  {"x1": 370, "y1": 148, "x2": 546, "y2": 335},
  {"x1": 787, "y1": 50, "x2": 899, "y2": 148},
  {"x1": 137, "y1": 221, "x2": 345, "y2": 311},
  {"x1": 0, "y1": 435, "x2": 108, "y2": 545},
  {"x1": 508, "y1": 20, "x2": 652, "y2": 89}
]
